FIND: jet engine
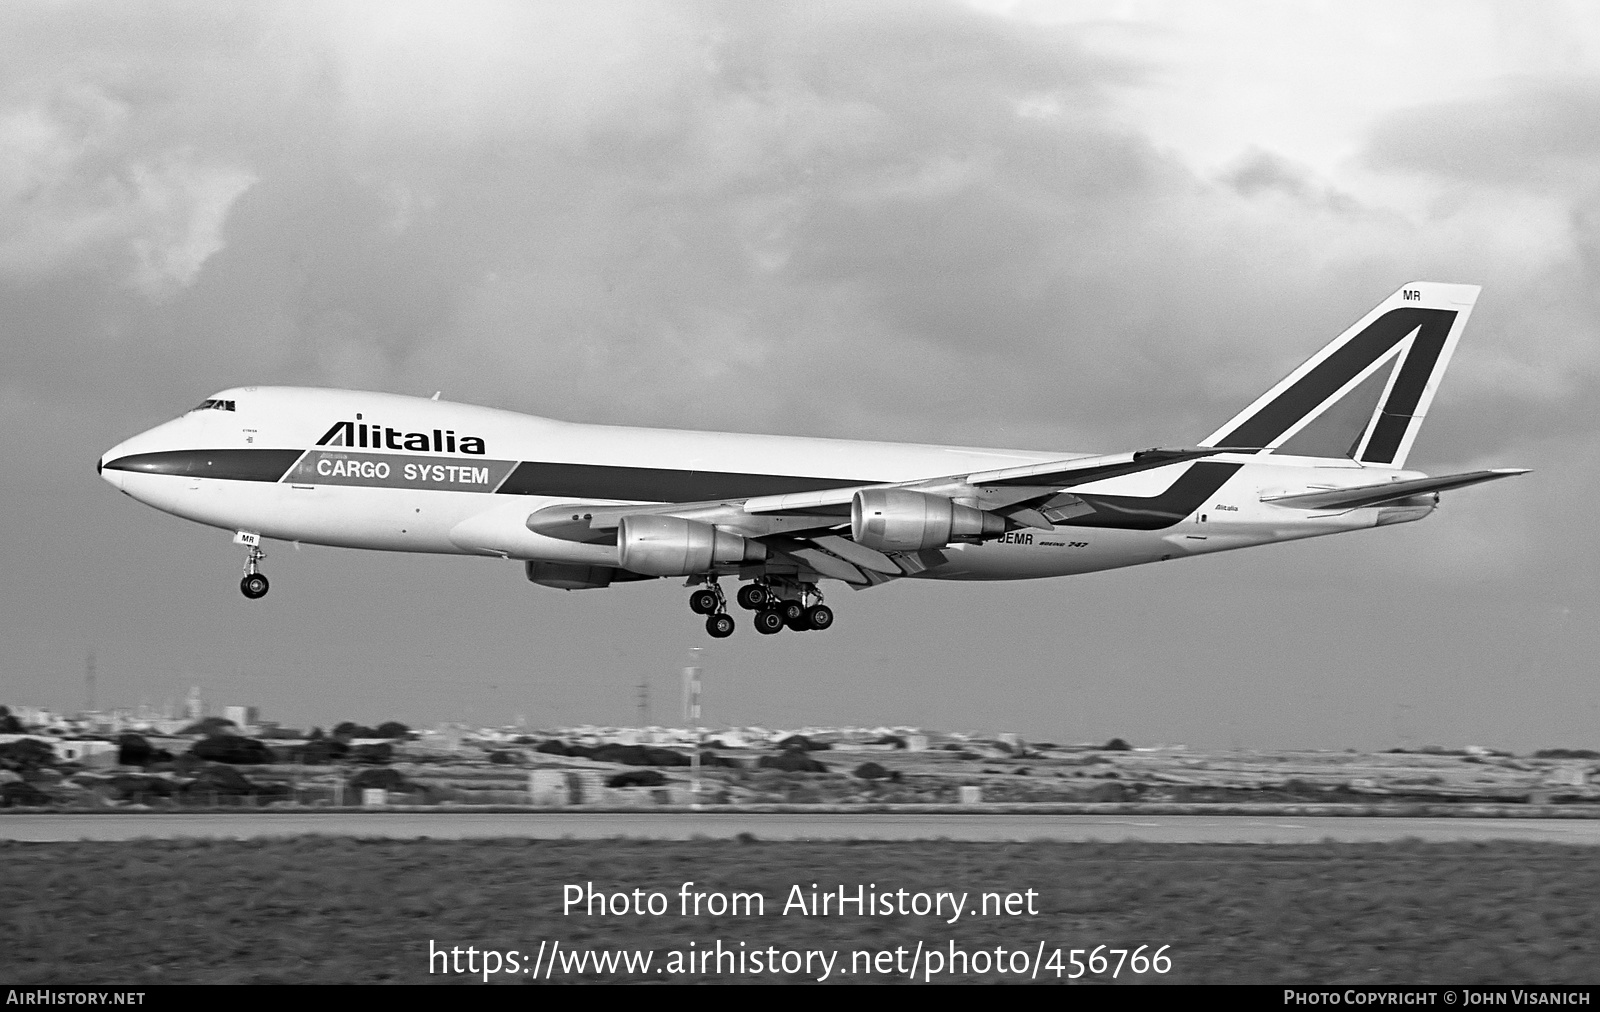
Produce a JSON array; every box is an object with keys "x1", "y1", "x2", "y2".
[
  {"x1": 616, "y1": 514, "x2": 765, "y2": 576},
  {"x1": 851, "y1": 489, "x2": 1004, "y2": 552}
]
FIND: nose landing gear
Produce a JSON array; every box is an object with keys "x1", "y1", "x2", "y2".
[{"x1": 239, "y1": 545, "x2": 269, "y2": 600}]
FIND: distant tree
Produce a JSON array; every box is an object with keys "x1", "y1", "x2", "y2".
[
  {"x1": 0, "y1": 706, "x2": 24, "y2": 734},
  {"x1": 117, "y1": 733, "x2": 151, "y2": 766},
  {"x1": 759, "y1": 752, "x2": 828, "y2": 773},
  {"x1": 178, "y1": 717, "x2": 236, "y2": 737},
  {"x1": 588, "y1": 744, "x2": 690, "y2": 767},
  {"x1": 350, "y1": 743, "x2": 393, "y2": 765},
  {"x1": 332, "y1": 722, "x2": 378, "y2": 742},
  {"x1": 191, "y1": 736, "x2": 275, "y2": 765},
  {"x1": 778, "y1": 735, "x2": 830, "y2": 752},
  {"x1": 375, "y1": 721, "x2": 411, "y2": 740},
  {"x1": 0, "y1": 781, "x2": 51, "y2": 807},
  {"x1": 180, "y1": 764, "x2": 254, "y2": 797},
  {"x1": 488, "y1": 750, "x2": 517, "y2": 765},
  {"x1": 0, "y1": 738, "x2": 55, "y2": 773},
  {"x1": 294, "y1": 739, "x2": 349, "y2": 765},
  {"x1": 308, "y1": 727, "x2": 325, "y2": 740},
  {"x1": 1100, "y1": 738, "x2": 1132, "y2": 752}
]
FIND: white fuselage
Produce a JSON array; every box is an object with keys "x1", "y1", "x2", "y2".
[{"x1": 100, "y1": 387, "x2": 1426, "y2": 583}]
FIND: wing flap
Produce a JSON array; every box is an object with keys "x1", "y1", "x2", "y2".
[
  {"x1": 1261, "y1": 468, "x2": 1528, "y2": 510},
  {"x1": 785, "y1": 547, "x2": 868, "y2": 584},
  {"x1": 811, "y1": 535, "x2": 902, "y2": 574}
]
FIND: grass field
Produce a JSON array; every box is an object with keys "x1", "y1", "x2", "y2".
[{"x1": 2, "y1": 837, "x2": 1596, "y2": 984}]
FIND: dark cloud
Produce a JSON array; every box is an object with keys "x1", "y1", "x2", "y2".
[
  {"x1": 1220, "y1": 148, "x2": 1361, "y2": 214},
  {"x1": 5, "y1": 1, "x2": 1576, "y2": 459}
]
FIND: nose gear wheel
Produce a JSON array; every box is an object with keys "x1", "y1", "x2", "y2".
[{"x1": 239, "y1": 545, "x2": 269, "y2": 600}]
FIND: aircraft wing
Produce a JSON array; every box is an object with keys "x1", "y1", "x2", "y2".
[
  {"x1": 523, "y1": 446, "x2": 1247, "y2": 586},
  {"x1": 1260, "y1": 468, "x2": 1529, "y2": 511}
]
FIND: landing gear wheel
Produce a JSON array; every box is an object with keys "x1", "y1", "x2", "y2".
[
  {"x1": 240, "y1": 573, "x2": 270, "y2": 599},
  {"x1": 753, "y1": 609, "x2": 785, "y2": 635},
  {"x1": 689, "y1": 589, "x2": 719, "y2": 615},
  {"x1": 736, "y1": 584, "x2": 767, "y2": 610},
  {"x1": 804, "y1": 604, "x2": 833, "y2": 631},
  {"x1": 779, "y1": 600, "x2": 806, "y2": 625},
  {"x1": 705, "y1": 613, "x2": 735, "y2": 638}
]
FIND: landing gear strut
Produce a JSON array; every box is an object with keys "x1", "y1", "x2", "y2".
[{"x1": 239, "y1": 545, "x2": 269, "y2": 600}]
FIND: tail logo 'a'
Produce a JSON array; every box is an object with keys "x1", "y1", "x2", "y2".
[{"x1": 1200, "y1": 282, "x2": 1480, "y2": 468}]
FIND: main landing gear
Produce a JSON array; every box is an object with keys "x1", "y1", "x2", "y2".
[
  {"x1": 686, "y1": 578, "x2": 834, "y2": 637},
  {"x1": 239, "y1": 545, "x2": 269, "y2": 600},
  {"x1": 687, "y1": 580, "x2": 735, "y2": 638},
  {"x1": 737, "y1": 579, "x2": 832, "y2": 636}
]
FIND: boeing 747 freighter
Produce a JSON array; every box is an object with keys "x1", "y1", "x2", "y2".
[{"x1": 100, "y1": 282, "x2": 1525, "y2": 637}]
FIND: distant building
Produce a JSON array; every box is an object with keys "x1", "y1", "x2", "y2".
[
  {"x1": 12, "y1": 706, "x2": 55, "y2": 729},
  {"x1": 223, "y1": 706, "x2": 260, "y2": 732},
  {"x1": 50, "y1": 740, "x2": 119, "y2": 766}
]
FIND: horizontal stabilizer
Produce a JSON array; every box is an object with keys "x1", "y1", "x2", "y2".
[{"x1": 1261, "y1": 468, "x2": 1528, "y2": 511}]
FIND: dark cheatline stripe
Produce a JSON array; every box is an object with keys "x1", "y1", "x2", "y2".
[
  {"x1": 1060, "y1": 462, "x2": 1242, "y2": 530},
  {"x1": 1218, "y1": 307, "x2": 1456, "y2": 450},
  {"x1": 103, "y1": 449, "x2": 304, "y2": 482},
  {"x1": 496, "y1": 461, "x2": 876, "y2": 501}
]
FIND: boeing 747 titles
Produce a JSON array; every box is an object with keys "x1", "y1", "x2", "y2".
[{"x1": 100, "y1": 283, "x2": 1526, "y2": 637}]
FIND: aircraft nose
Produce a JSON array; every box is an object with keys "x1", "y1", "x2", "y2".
[{"x1": 100, "y1": 440, "x2": 132, "y2": 489}]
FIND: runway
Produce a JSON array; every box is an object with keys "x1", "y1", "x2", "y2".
[{"x1": 5, "y1": 811, "x2": 1600, "y2": 843}]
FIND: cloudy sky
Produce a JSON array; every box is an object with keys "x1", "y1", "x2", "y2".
[{"x1": 4, "y1": 0, "x2": 1598, "y2": 749}]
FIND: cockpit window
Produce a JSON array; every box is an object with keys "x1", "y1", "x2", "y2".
[{"x1": 190, "y1": 399, "x2": 236, "y2": 412}]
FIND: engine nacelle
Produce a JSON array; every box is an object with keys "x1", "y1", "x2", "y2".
[
  {"x1": 851, "y1": 489, "x2": 1004, "y2": 552},
  {"x1": 617, "y1": 514, "x2": 765, "y2": 576}
]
